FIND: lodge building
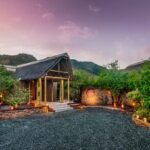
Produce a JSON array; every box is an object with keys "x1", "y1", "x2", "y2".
[{"x1": 10, "y1": 53, "x2": 73, "y2": 105}]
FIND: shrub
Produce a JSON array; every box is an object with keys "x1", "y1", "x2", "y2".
[
  {"x1": 0, "y1": 66, "x2": 16, "y2": 98},
  {"x1": 138, "y1": 64, "x2": 150, "y2": 109},
  {"x1": 97, "y1": 69, "x2": 130, "y2": 105},
  {"x1": 143, "y1": 100, "x2": 150, "y2": 109},
  {"x1": 136, "y1": 108, "x2": 150, "y2": 120},
  {"x1": 71, "y1": 70, "x2": 98, "y2": 101},
  {"x1": 127, "y1": 90, "x2": 142, "y2": 108},
  {"x1": 100, "y1": 96, "x2": 109, "y2": 106},
  {"x1": 5, "y1": 83, "x2": 29, "y2": 106}
]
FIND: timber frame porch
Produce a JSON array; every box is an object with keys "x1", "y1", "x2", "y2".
[
  {"x1": 16, "y1": 53, "x2": 73, "y2": 106},
  {"x1": 28, "y1": 75, "x2": 70, "y2": 106}
]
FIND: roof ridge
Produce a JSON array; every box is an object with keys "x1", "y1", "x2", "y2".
[{"x1": 17, "y1": 52, "x2": 68, "y2": 68}]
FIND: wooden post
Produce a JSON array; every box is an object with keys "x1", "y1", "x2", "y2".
[
  {"x1": 51, "y1": 80, "x2": 54, "y2": 102},
  {"x1": 59, "y1": 81, "x2": 61, "y2": 101},
  {"x1": 60, "y1": 79, "x2": 64, "y2": 102},
  {"x1": 28, "y1": 81, "x2": 31, "y2": 104},
  {"x1": 44, "y1": 77, "x2": 47, "y2": 106},
  {"x1": 67, "y1": 78, "x2": 70, "y2": 102},
  {"x1": 39, "y1": 78, "x2": 42, "y2": 105}
]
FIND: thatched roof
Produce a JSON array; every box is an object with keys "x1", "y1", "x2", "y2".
[{"x1": 16, "y1": 53, "x2": 73, "y2": 80}]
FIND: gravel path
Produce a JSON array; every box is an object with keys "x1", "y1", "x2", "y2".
[{"x1": 0, "y1": 108, "x2": 150, "y2": 150}]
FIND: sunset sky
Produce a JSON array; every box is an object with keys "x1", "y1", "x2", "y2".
[{"x1": 0, "y1": 0, "x2": 150, "y2": 68}]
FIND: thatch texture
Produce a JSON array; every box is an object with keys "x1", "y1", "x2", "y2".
[{"x1": 16, "y1": 53, "x2": 73, "y2": 80}]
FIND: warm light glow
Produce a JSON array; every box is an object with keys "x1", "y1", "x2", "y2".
[
  {"x1": 113, "y1": 102, "x2": 117, "y2": 108},
  {"x1": 43, "y1": 106, "x2": 49, "y2": 113},
  {"x1": 10, "y1": 106, "x2": 14, "y2": 110},
  {"x1": 121, "y1": 104, "x2": 124, "y2": 109},
  {"x1": 132, "y1": 102, "x2": 136, "y2": 107},
  {"x1": 0, "y1": 93, "x2": 3, "y2": 98},
  {"x1": 83, "y1": 89, "x2": 100, "y2": 105},
  {"x1": 143, "y1": 118, "x2": 148, "y2": 123},
  {"x1": 136, "y1": 115, "x2": 139, "y2": 119}
]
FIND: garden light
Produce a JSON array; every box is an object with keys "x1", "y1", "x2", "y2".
[
  {"x1": 121, "y1": 104, "x2": 124, "y2": 109},
  {"x1": 143, "y1": 118, "x2": 148, "y2": 123}
]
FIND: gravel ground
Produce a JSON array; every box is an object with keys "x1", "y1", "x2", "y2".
[
  {"x1": 0, "y1": 108, "x2": 150, "y2": 150},
  {"x1": 0, "y1": 109, "x2": 43, "y2": 119}
]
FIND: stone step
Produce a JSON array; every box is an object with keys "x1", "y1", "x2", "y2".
[
  {"x1": 48, "y1": 102, "x2": 73, "y2": 112},
  {"x1": 55, "y1": 107, "x2": 73, "y2": 112}
]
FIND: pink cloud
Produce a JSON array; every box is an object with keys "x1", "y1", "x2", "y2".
[
  {"x1": 41, "y1": 12, "x2": 54, "y2": 20},
  {"x1": 58, "y1": 21, "x2": 95, "y2": 42},
  {"x1": 35, "y1": 3, "x2": 43, "y2": 10},
  {"x1": 89, "y1": 5, "x2": 101, "y2": 13}
]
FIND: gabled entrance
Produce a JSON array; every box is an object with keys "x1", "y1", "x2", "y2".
[{"x1": 17, "y1": 53, "x2": 73, "y2": 106}]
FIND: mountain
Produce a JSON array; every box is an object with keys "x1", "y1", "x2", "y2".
[
  {"x1": 0, "y1": 53, "x2": 104, "y2": 75},
  {"x1": 71, "y1": 59, "x2": 105, "y2": 75},
  {"x1": 0, "y1": 53, "x2": 37, "y2": 66},
  {"x1": 125, "y1": 59, "x2": 150, "y2": 71}
]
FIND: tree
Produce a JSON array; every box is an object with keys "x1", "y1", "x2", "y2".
[
  {"x1": 106, "y1": 60, "x2": 119, "y2": 70},
  {"x1": 97, "y1": 69, "x2": 130, "y2": 105},
  {"x1": 128, "y1": 70, "x2": 141, "y2": 90},
  {"x1": 0, "y1": 66, "x2": 16, "y2": 98},
  {"x1": 5, "y1": 82, "x2": 29, "y2": 106},
  {"x1": 138, "y1": 64, "x2": 150, "y2": 109}
]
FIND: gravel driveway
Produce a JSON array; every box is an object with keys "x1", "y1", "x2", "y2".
[{"x1": 0, "y1": 108, "x2": 150, "y2": 150}]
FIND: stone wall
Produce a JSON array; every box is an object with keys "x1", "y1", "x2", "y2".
[{"x1": 81, "y1": 88, "x2": 113, "y2": 106}]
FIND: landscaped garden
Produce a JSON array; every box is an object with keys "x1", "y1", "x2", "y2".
[
  {"x1": 0, "y1": 60, "x2": 150, "y2": 123},
  {"x1": 0, "y1": 60, "x2": 150, "y2": 150},
  {"x1": 71, "y1": 61, "x2": 150, "y2": 125},
  {"x1": 0, "y1": 108, "x2": 150, "y2": 150}
]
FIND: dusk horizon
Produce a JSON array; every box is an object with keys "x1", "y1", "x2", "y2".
[{"x1": 0, "y1": 0, "x2": 150, "y2": 68}]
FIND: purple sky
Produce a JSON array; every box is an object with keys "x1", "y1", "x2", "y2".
[{"x1": 0, "y1": 0, "x2": 150, "y2": 68}]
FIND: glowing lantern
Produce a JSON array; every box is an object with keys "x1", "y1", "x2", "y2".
[
  {"x1": 113, "y1": 102, "x2": 117, "y2": 108},
  {"x1": 136, "y1": 115, "x2": 139, "y2": 119},
  {"x1": 0, "y1": 93, "x2": 3, "y2": 98},
  {"x1": 143, "y1": 117, "x2": 147, "y2": 123},
  {"x1": 132, "y1": 102, "x2": 136, "y2": 107},
  {"x1": 43, "y1": 106, "x2": 49, "y2": 113},
  {"x1": 121, "y1": 104, "x2": 124, "y2": 109},
  {"x1": 10, "y1": 106, "x2": 14, "y2": 110}
]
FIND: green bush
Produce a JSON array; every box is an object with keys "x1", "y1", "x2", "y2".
[
  {"x1": 97, "y1": 69, "x2": 130, "y2": 105},
  {"x1": 136, "y1": 108, "x2": 150, "y2": 120},
  {"x1": 0, "y1": 66, "x2": 16, "y2": 98},
  {"x1": 127, "y1": 90, "x2": 142, "y2": 101},
  {"x1": 100, "y1": 96, "x2": 109, "y2": 106},
  {"x1": 71, "y1": 70, "x2": 98, "y2": 101},
  {"x1": 143, "y1": 100, "x2": 150, "y2": 109},
  {"x1": 5, "y1": 84, "x2": 29, "y2": 106},
  {"x1": 138, "y1": 63, "x2": 150, "y2": 109}
]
